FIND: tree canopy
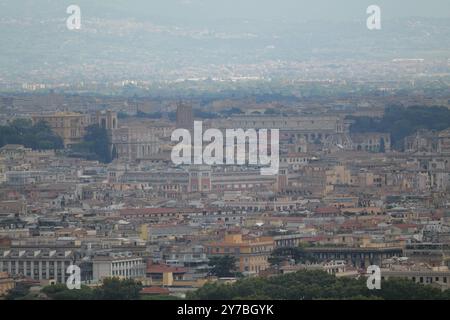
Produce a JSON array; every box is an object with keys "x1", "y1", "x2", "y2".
[
  {"x1": 188, "y1": 270, "x2": 450, "y2": 300},
  {"x1": 208, "y1": 255, "x2": 240, "y2": 278},
  {"x1": 0, "y1": 119, "x2": 63, "y2": 150},
  {"x1": 70, "y1": 124, "x2": 112, "y2": 163},
  {"x1": 349, "y1": 105, "x2": 450, "y2": 150},
  {"x1": 40, "y1": 277, "x2": 142, "y2": 300}
]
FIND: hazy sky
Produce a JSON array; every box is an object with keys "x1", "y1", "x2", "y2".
[
  {"x1": 1, "y1": 0, "x2": 449, "y2": 84},
  {"x1": 5, "y1": 0, "x2": 450, "y2": 22},
  {"x1": 144, "y1": 0, "x2": 450, "y2": 21}
]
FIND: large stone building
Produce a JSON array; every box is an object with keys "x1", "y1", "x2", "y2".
[
  {"x1": 32, "y1": 112, "x2": 88, "y2": 147},
  {"x1": 381, "y1": 268, "x2": 450, "y2": 290},
  {"x1": 211, "y1": 115, "x2": 347, "y2": 143},
  {"x1": 405, "y1": 129, "x2": 439, "y2": 153},
  {"x1": 0, "y1": 248, "x2": 79, "y2": 283},
  {"x1": 404, "y1": 128, "x2": 450, "y2": 155},
  {"x1": 32, "y1": 110, "x2": 118, "y2": 147},
  {"x1": 350, "y1": 133, "x2": 391, "y2": 152},
  {"x1": 111, "y1": 120, "x2": 174, "y2": 161}
]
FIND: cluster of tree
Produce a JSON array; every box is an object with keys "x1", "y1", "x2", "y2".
[
  {"x1": 117, "y1": 111, "x2": 131, "y2": 119},
  {"x1": 208, "y1": 255, "x2": 242, "y2": 278},
  {"x1": 220, "y1": 107, "x2": 244, "y2": 117},
  {"x1": 4, "y1": 282, "x2": 37, "y2": 300},
  {"x1": 0, "y1": 119, "x2": 63, "y2": 150},
  {"x1": 39, "y1": 278, "x2": 142, "y2": 300},
  {"x1": 70, "y1": 124, "x2": 112, "y2": 163},
  {"x1": 349, "y1": 105, "x2": 450, "y2": 150},
  {"x1": 194, "y1": 109, "x2": 220, "y2": 119},
  {"x1": 187, "y1": 270, "x2": 450, "y2": 300},
  {"x1": 135, "y1": 110, "x2": 175, "y2": 120}
]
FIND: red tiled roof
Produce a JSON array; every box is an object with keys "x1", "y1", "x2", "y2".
[
  {"x1": 140, "y1": 287, "x2": 170, "y2": 295},
  {"x1": 146, "y1": 263, "x2": 187, "y2": 274},
  {"x1": 340, "y1": 221, "x2": 362, "y2": 229},
  {"x1": 392, "y1": 224, "x2": 418, "y2": 229},
  {"x1": 315, "y1": 207, "x2": 341, "y2": 215}
]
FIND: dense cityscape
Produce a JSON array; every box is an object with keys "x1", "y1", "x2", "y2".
[{"x1": 1, "y1": 0, "x2": 450, "y2": 305}]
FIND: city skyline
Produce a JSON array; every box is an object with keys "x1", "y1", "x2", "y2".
[{"x1": 1, "y1": 0, "x2": 450, "y2": 307}]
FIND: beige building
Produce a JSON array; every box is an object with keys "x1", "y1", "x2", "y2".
[
  {"x1": 211, "y1": 115, "x2": 347, "y2": 144},
  {"x1": 206, "y1": 233, "x2": 275, "y2": 275},
  {"x1": 112, "y1": 120, "x2": 173, "y2": 161},
  {"x1": 381, "y1": 268, "x2": 450, "y2": 290},
  {"x1": 32, "y1": 112, "x2": 88, "y2": 147},
  {"x1": 32, "y1": 110, "x2": 118, "y2": 147}
]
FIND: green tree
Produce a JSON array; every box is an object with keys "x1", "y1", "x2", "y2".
[
  {"x1": 0, "y1": 119, "x2": 63, "y2": 150},
  {"x1": 42, "y1": 283, "x2": 94, "y2": 300},
  {"x1": 5, "y1": 283, "x2": 32, "y2": 300},
  {"x1": 93, "y1": 278, "x2": 142, "y2": 300},
  {"x1": 264, "y1": 108, "x2": 278, "y2": 115},
  {"x1": 208, "y1": 255, "x2": 239, "y2": 278},
  {"x1": 71, "y1": 124, "x2": 112, "y2": 163},
  {"x1": 350, "y1": 105, "x2": 450, "y2": 150},
  {"x1": 188, "y1": 270, "x2": 450, "y2": 300},
  {"x1": 379, "y1": 137, "x2": 386, "y2": 153},
  {"x1": 376, "y1": 278, "x2": 444, "y2": 300},
  {"x1": 222, "y1": 108, "x2": 243, "y2": 117},
  {"x1": 40, "y1": 278, "x2": 142, "y2": 300}
]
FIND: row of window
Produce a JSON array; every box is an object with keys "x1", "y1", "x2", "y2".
[
  {"x1": 382, "y1": 276, "x2": 448, "y2": 284},
  {"x1": 212, "y1": 183, "x2": 266, "y2": 190}
]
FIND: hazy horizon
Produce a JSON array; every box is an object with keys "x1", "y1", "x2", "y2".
[
  {"x1": 1, "y1": 1, "x2": 450, "y2": 87},
  {"x1": 4, "y1": 0, "x2": 450, "y2": 21}
]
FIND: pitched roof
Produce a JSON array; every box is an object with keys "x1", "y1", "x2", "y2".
[
  {"x1": 140, "y1": 286, "x2": 170, "y2": 295},
  {"x1": 146, "y1": 262, "x2": 187, "y2": 274}
]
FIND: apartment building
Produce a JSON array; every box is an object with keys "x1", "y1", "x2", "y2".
[
  {"x1": 32, "y1": 112, "x2": 88, "y2": 147},
  {"x1": 0, "y1": 249, "x2": 78, "y2": 283},
  {"x1": 206, "y1": 233, "x2": 275, "y2": 275},
  {"x1": 92, "y1": 253, "x2": 145, "y2": 282},
  {"x1": 381, "y1": 268, "x2": 450, "y2": 290}
]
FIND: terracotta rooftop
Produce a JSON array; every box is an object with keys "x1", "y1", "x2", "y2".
[
  {"x1": 146, "y1": 262, "x2": 187, "y2": 274},
  {"x1": 140, "y1": 286, "x2": 170, "y2": 295},
  {"x1": 314, "y1": 207, "x2": 341, "y2": 215}
]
